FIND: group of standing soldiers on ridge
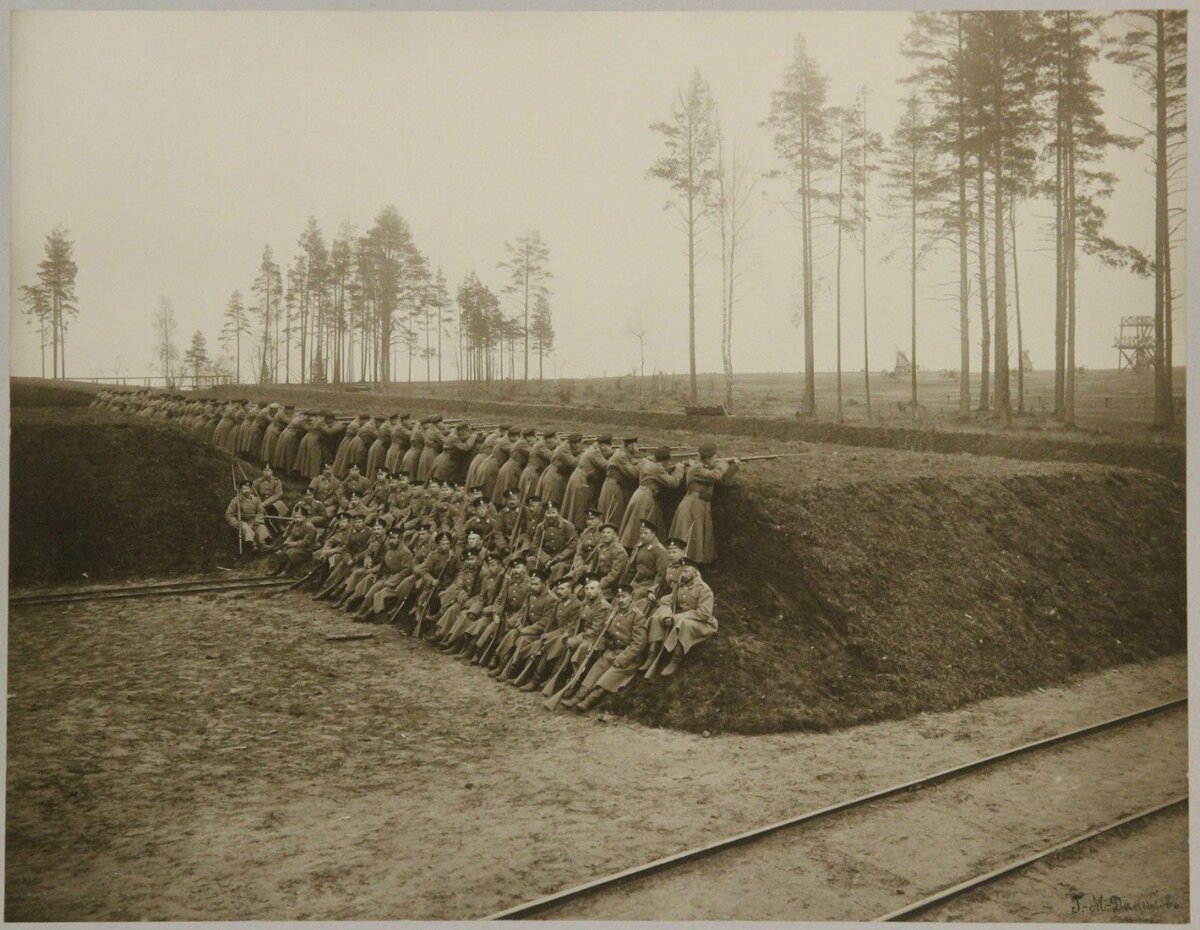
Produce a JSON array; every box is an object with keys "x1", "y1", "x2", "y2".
[{"x1": 94, "y1": 388, "x2": 741, "y2": 713}]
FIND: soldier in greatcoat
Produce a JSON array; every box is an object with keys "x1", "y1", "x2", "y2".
[
  {"x1": 562, "y1": 583, "x2": 648, "y2": 712},
  {"x1": 561, "y1": 435, "x2": 613, "y2": 529},
  {"x1": 618, "y1": 446, "x2": 686, "y2": 547},
  {"x1": 597, "y1": 436, "x2": 640, "y2": 527},
  {"x1": 668, "y1": 441, "x2": 741, "y2": 564},
  {"x1": 646, "y1": 560, "x2": 717, "y2": 677}
]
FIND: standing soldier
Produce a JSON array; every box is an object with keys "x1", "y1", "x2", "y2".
[
  {"x1": 401, "y1": 418, "x2": 427, "y2": 481},
  {"x1": 669, "y1": 442, "x2": 741, "y2": 563},
  {"x1": 520, "y1": 429, "x2": 557, "y2": 497},
  {"x1": 597, "y1": 436, "x2": 640, "y2": 527},
  {"x1": 385, "y1": 413, "x2": 411, "y2": 473},
  {"x1": 274, "y1": 407, "x2": 307, "y2": 474},
  {"x1": 562, "y1": 434, "x2": 613, "y2": 529},
  {"x1": 618, "y1": 446, "x2": 685, "y2": 547},
  {"x1": 434, "y1": 422, "x2": 478, "y2": 485},
  {"x1": 538, "y1": 432, "x2": 582, "y2": 509},
  {"x1": 493, "y1": 427, "x2": 531, "y2": 503},
  {"x1": 418, "y1": 416, "x2": 444, "y2": 482},
  {"x1": 366, "y1": 416, "x2": 392, "y2": 478}
]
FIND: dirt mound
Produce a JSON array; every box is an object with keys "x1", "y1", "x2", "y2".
[
  {"x1": 11, "y1": 379, "x2": 97, "y2": 408},
  {"x1": 606, "y1": 458, "x2": 1186, "y2": 733},
  {"x1": 208, "y1": 384, "x2": 1185, "y2": 481},
  {"x1": 9, "y1": 408, "x2": 245, "y2": 585}
]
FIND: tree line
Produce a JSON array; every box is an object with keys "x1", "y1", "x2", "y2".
[
  {"x1": 648, "y1": 10, "x2": 1184, "y2": 428},
  {"x1": 219, "y1": 209, "x2": 555, "y2": 390}
]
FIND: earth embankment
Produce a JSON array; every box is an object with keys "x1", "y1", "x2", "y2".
[
  {"x1": 10, "y1": 404, "x2": 244, "y2": 585},
  {"x1": 9, "y1": 380, "x2": 1186, "y2": 734}
]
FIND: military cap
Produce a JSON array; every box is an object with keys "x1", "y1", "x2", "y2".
[
  {"x1": 639, "y1": 519, "x2": 658, "y2": 532},
  {"x1": 600, "y1": 522, "x2": 619, "y2": 533},
  {"x1": 681, "y1": 558, "x2": 702, "y2": 569},
  {"x1": 578, "y1": 573, "x2": 599, "y2": 586},
  {"x1": 468, "y1": 485, "x2": 484, "y2": 495},
  {"x1": 503, "y1": 488, "x2": 520, "y2": 500},
  {"x1": 435, "y1": 531, "x2": 452, "y2": 544},
  {"x1": 526, "y1": 494, "x2": 542, "y2": 504},
  {"x1": 419, "y1": 520, "x2": 434, "y2": 530},
  {"x1": 623, "y1": 436, "x2": 639, "y2": 444},
  {"x1": 484, "y1": 551, "x2": 500, "y2": 563},
  {"x1": 543, "y1": 429, "x2": 558, "y2": 438},
  {"x1": 567, "y1": 432, "x2": 583, "y2": 444},
  {"x1": 653, "y1": 445, "x2": 672, "y2": 461},
  {"x1": 698, "y1": 441, "x2": 718, "y2": 458},
  {"x1": 239, "y1": 480, "x2": 252, "y2": 489},
  {"x1": 507, "y1": 426, "x2": 521, "y2": 436},
  {"x1": 615, "y1": 582, "x2": 633, "y2": 595},
  {"x1": 530, "y1": 567, "x2": 550, "y2": 581},
  {"x1": 585, "y1": 508, "x2": 603, "y2": 518},
  {"x1": 595, "y1": 434, "x2": 613, "y2": 444},
  {"x1": 521, "y1": 428, "x2": 537, "y2": 438},
  {"x1": 666, "y1": 536, "x2": 688, "y2": 549}
]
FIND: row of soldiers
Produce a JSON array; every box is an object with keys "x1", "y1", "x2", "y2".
[
  {"x1": 225, "y1": 463, "x2": 717, "y2": 712},
  {"x1": 94, "y1": 388, "x2": 743, "y2": 563}
]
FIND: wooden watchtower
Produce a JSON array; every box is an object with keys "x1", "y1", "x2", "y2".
[{"x1": 1114, "y1": 316, "x2": 1155, "y2": 373}]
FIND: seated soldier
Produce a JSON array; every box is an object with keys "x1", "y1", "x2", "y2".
[
  {"x1": 517, "y1": 576, "x2": 583, "y2": 691},
  {"x1": 563, "y1": 582, "x2": 648, "y2": 712},
  {"x1": 645, "y1": 559, "x2": 717, "y2": 678},
  {"x1": 226, "y1": 480, "x2": 270, "y2": 552}
]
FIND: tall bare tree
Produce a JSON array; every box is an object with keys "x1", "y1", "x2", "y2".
[
  {"x1": 221, "y1": 289, "x2": 250, "y2": 384},
  {"x1": 765, "y1": 36, "x2": 836, "y2": 416},
  {"x1": 649, "y1": 67, "x2": 720, "y2": 406},
  {"x1": 1110, "y1": 10, "x2": 1186, "y2": 429},
  {"x1": 153, "y1": 296, "x2": 179, "y2": 387},
  {"x1": 711, "y1": 122, "x2": 757, "y2": 414},
  {"x1": 498, "y1": 232, "x2": 552, "y2": 381}
]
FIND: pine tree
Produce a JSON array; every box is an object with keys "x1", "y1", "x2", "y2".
[
  {"x1": 251, "y1": 245, "x2": 282, "y2": 385},
  {"x1": 221, "y1": 289, "x2": 250, "y2": 384},
  {"x1": 1110, "y1": 10, "x2": 1186, "y2": 429},
  {"x1": 28, "y1": 225, "x2": 79, "y2": 379},
  {"x1": 765, "y1": 36, "x2": 836, "y2": 416},
  {"x1": 648, "y1": 67, "x2": 720, "y2": 406},
  {"x1": 498, "y1": 232, "x2": 552, "y2": 381},
  {"x1": 183, "y1": 330, "x2": 211, "y2": 386}
]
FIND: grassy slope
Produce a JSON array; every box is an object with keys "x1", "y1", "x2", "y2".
[{"x1": 10, "y1": 381, "x2": 1186, "y2": 735}]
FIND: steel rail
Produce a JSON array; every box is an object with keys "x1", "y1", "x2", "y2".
[
  {"x1": 876, "y1": 794, "x2": 1189, "y2": 921},
  {"x1": 10, "y1": 576, "x2": 292, "y2": 606},
  {"x1": 483, "y1": 697, "x2": 1187, "y2": 920}
]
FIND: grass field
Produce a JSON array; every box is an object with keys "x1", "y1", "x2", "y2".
[{"x1": 284, "y1": 366, "x2": 1186, "y2": 441}]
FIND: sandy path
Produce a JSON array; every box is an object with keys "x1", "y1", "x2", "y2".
[
  {"x1": 5, "y1": 589, "x2": 1188, "y2": 920},
  {"x1": 532, "y1": 708, "x2": 1187, "y2": 919},
  {"x1": 922, "y1": 806, "x2": 1189, "y2": 923}
]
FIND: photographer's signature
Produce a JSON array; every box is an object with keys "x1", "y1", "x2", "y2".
[{"x1": 1069, "y1": 891, "x2": 1182, "y2": 915}]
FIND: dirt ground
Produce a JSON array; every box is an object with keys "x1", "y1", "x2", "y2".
[{"x1": 5, "y1": 586, "x2": 1187, "y2": 921}]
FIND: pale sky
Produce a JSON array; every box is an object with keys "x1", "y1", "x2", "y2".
[{"x1": 9, "y1": 10, "x2": 1182, "y2": 384}]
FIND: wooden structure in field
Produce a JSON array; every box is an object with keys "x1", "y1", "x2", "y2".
[{"x1": 1114, "y1": 316, "x2": 1155, "y2": 373}]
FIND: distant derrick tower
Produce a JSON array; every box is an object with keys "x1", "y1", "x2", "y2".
[{"x1": 1114, "y1": 316, "x2": 1155, "y2": 373}]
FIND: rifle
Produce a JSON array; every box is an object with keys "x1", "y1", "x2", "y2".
[
  {"x1": 480, "y1": 576, "x2": 527, "y2": 667},
  {"x1": 411, "y1": 552, "x2": 456, "y2": 637},
  {"x1": 232, "y1": 465, "x2": 243, "y2": 556},
  {"x1": 544, "y1": 602, "x2": 619, "y2": 710},
  {"x1": 674, "y1": 453, "x2": 802, "y2": 463},
  {"x1": 496, "y1": 595, "x2": 534, "y2": 678},
  {"x1": 539, "y1": 599, "x2": 585, "y2": 696}
]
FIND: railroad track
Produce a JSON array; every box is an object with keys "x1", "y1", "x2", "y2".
[
  {"x1": 484, "y1": 697, "x2": 1187, "y2": 921},
  {"x1": 878, "y1": 794, "x2": 1187, "y2": 921},
  {"x1": 9, "y1": 575, "x2": 292, "y2": 607}
]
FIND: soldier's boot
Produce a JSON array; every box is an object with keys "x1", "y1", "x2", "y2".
[
  {"x1": 560, "y1": 686, "x2": 587, "y2": 708},
  {"x1": 574, "y1": 688, "x2": 608, "y2": 713},
  {"x1": 518, "y1": 657, "x2": 550, "y2": 691},
  {"x1": 639, "y1": 643, "x2": 663, "y2": 672},
  {"x1": 659, "y1": 651, "x2": 683, "y2": 677}
]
